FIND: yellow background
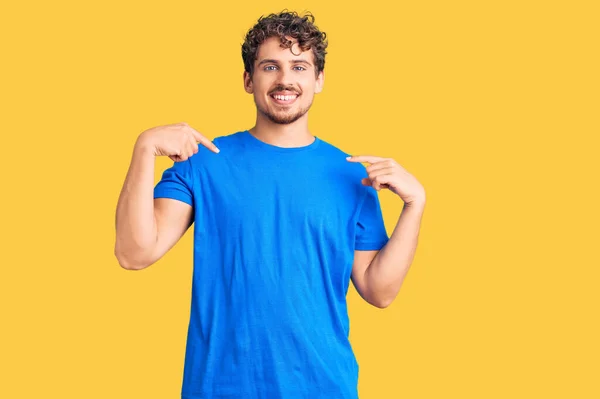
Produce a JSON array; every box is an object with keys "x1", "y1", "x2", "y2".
[{"x1": 1, "y1": 0, "x2": 598, "y2": 398}]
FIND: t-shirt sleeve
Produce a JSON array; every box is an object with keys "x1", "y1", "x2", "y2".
[
  {"x1": 355, "y1": 187, "x2": 389, "y2": 251},
  {"x1": 153, "y1": 158, "x2": 194, "y2": 206}
]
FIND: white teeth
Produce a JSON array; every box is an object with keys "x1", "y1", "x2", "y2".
[{"x1": 273, "y1": 95, "x2": 297, "y2": 101}]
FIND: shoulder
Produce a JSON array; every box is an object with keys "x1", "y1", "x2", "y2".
[
  {"x1": 317, "y1": 137, "x2": 367, "y2": 177},
  {"x1": 212, "y1": 130, "x2": 245, "y2": 149},
  {"x1": 315, "y1": 137, "x2": 371, "y2": 201},
  {"x1": 186, "y1": 130, "x2": 246, "y2": 169}
]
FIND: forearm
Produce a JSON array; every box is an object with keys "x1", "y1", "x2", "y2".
[
  {"x1": 114, "y1": 138, "x2": 158, "y2": 268},
  {"x1": 364, "y1": 200, "x2": 425, "y2": 307}
]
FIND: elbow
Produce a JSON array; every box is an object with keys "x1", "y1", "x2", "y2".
[
  {"x1": 114, "y1": 247, "x2": 149, "y2": 271},
  {"x1": 371, "y1": 296, "x2": 394, "y2": 309},
  {"x1": 372, "y1": 300, "x2": 391, "y2": 309},
  {"x1": 360, "y1": 285, "x2": 394, "y2": 309}
]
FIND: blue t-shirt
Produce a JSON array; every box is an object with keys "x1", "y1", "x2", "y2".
[{"x1": 154, "y1": 130, "x2": 389, "y2": 399}]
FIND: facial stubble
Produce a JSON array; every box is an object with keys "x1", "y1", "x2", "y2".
[{"x1": 255, "y1": 95, "x2": 313, "y2": 125}]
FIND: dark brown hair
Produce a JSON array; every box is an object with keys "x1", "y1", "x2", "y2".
[{"x1": 241, "y1": 10, "x2": 328, "y2": 78}]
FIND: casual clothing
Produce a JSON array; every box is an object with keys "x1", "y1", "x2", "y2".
[{"x1": 154, "y1": 130, "x2": 389, "y2": 398}]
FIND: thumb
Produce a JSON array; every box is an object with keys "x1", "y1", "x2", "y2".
[{"x1": 361, "y1": 177, "x2": 371, "y2": 186}]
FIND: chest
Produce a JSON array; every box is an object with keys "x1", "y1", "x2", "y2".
[{"x1": 199, "y1": 160, "x2": 360, "y2": 245}]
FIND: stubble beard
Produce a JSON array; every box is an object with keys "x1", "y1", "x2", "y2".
[{"x1": 255, "y1": 96, "x2": 313, "y2": 125}]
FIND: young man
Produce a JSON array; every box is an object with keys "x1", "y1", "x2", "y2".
[{"x1": 115, "y1": 10, "x2": 425, "y2": 399}]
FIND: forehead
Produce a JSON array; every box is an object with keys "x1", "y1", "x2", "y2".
[{"x1": 255, "y1": 36, "x2": 314, "y2": 64}]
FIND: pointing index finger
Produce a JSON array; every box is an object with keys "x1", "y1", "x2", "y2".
[
  {"x1": 199, "y1": 136, "x2": 220, "y2": 153},
  {"x1": 346, "y1": 155, "x2": 383, "y2": 164},
  {"x1": 189, "y1": 127, "x2": 220, "y2": 153}
]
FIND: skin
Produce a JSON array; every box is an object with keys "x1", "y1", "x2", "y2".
[{"x1": 243, "y1": 36, "x2": 323, "y2": 148}]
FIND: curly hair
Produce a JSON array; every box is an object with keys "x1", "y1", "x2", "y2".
[{"x1": 241, "y1": 10, "x2": 328, "y2": 78}]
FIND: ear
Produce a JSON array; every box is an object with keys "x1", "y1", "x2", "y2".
[
  {"x1": 314, "y1": 70, "x2": 324, "y2": 94},
  {"x1": 243, "y1": 71, "x2": 253, "y2": 94}
]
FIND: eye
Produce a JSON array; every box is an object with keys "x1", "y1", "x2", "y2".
[
  {"x1": 294, "y1": 66, "x2": 306, "y2": 71},
  {"x1": 264, "y1": 65, "x2": 277, "y2": 71}
]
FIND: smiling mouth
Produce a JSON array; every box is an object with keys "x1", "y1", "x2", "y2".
[{"x1": 269, "y1": 93, "x2": 299, "y2": 105}]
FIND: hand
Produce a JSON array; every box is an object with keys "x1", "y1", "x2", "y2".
[
  {"x1": 136, "y1": 122, "x2": 220, "y2": 162},
  {"x1": 346, "y1": 155, "x2": 426, "y2": 205}
]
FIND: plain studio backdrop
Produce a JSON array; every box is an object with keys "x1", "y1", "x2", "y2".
[{"x1": 1, "y1": 1, "x2": 598, "y2": 398}]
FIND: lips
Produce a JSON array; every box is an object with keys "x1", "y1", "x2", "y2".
[{"x1": 269, "y1": 91, "x2": 299, "y2": 105}]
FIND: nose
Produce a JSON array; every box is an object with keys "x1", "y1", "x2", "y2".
[{"x1": 275, "y1": 67, "x2": 295, "y2": 87}]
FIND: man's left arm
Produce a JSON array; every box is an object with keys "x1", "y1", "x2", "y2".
[{"x1": 347, "y1": 155, "x2": 426, "y2": 308}]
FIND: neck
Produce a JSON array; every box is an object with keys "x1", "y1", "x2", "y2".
[{"x1": 249, "y1": 112, "x2": 314, "y2": 148}]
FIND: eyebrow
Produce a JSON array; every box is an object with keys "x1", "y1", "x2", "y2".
[{"x1": 257, "y1": 58, "x2": 313, "y2": 67}]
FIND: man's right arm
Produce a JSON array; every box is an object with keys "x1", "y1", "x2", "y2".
[{"x1": 114, "y1": 140, "x2": 193, "y2": 270}]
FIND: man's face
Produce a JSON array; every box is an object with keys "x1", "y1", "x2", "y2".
[{"x1": 244, "y1": 36, "x2": 324, "y2": 125}]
